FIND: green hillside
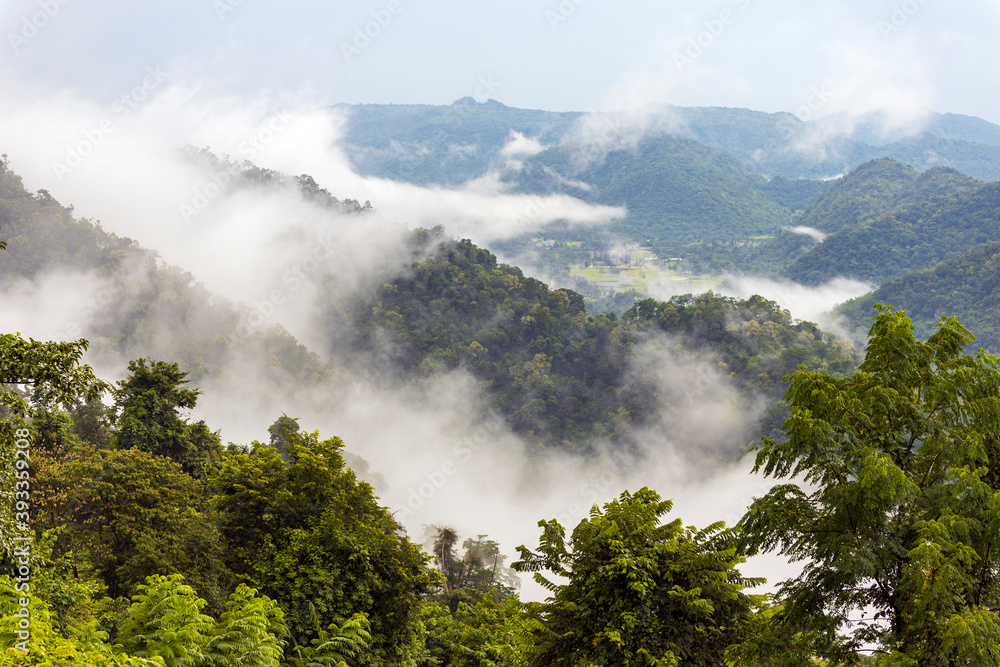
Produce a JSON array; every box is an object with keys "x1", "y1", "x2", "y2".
[
  {"x1": 791, "y1": 159, "x2": 921, "y2": 234},
  {"x1": 679, "y1": 159, "x2": 978, "y2": 277},
  {"x1": 0, "y1": 157, "x2": 331, "y2": 386},
  {"x1": 786, "y1": 177, "x2": 1000, "y2": 285},
  {"x1": 510, "y1": 134, "x2": 795, "y2": 241},
  {"x1": 334, "y1": 228, "x2": 858, "y2": 449},
  {"x1": 839, "y1": 241, "x2": 1000, "y2": 352}
]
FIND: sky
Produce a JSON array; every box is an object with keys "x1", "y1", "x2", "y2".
[{"x1": 2, "y1": 0, "x2": 1000, "y2": 123}]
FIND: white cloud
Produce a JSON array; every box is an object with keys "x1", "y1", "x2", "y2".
[
  {"x1": 789, "y1": 225, "x2": 826, "y2": 242},
  {"x1": 500, "y1": 130, "x2": 545, "y2": 157},
  {"x1": 718, "y1": 275, "x2": 874, "y2": 335}
]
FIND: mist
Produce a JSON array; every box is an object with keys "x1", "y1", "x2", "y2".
[
  {"x1": 0, "y1": 261, "x2": 794, "y2": 601},
  {"x1": 717, "y1": 274, "x2": 874, "y2": 332},
  {"x1": 0, "y1": 72, "x2": 828, "y2": 603}
]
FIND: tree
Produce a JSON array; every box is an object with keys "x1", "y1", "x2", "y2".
[
  {"x1": 212, "y1": 428, "x2": 432, "y2": 666},
  {"x1": 0, "y1": 333, "x2": 107, "y2": 563},
  {"x1": 205, "y1": 584, "x2": 288, "y2": 667},
  {"x1": 54, "y1": 447, "x2": 227, "y2": 606},
  {"x1": 0, "y1": 334, "x2": 107, "y2": 421},
  {"x1": 513, "y1": 488, "x2": 761, "y2": 666},
  {"x1": 736, "y1": 306, "x2": 1000, "y2": 665},
  {"x1": 428, "y1": 527, "x2": 519, "y2": 613},
  {"x1": 267, "y1": 413, "x2": 299, "y2": 462},
  {"x1": 67, "y1": 397, "x2": 114, "y2": 449},
  {"x1": 116, "y1": 574, "x2": 214, "y2": 667},
  {"x1": 113, "y1": 358, "x2": 221, "y2": 475}
]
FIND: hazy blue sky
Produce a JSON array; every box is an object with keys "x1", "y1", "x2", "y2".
[{"x1": 2, "y1": 0, "x2": 999, "y2": 122}]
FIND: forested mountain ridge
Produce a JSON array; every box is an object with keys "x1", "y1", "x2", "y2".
[
  {"x1": 681, "y1": 158, "x2": 985, "y2": 278},
  {"x1": 789, "y1": 158, "x2": 922, "y2": 235},
  {"x1": 691, "y1": 158, "x2": 927, "y2": 276},
  {"x1": 340, "y1": 228, "x2": 858, "y2": 449},
  {"x1": 785, "y1": 177, "x2": 1000, "y2": 286},
  {"x1": 340, "y1": 100, "x2": 1000, "y2": 185},
  {"x1": 506, "y1": 134, "x2": 798, "y2": 241},
  {"x1": 839, "y1": 240, "x2": 1000, "y2": 352},
  {"x1": 0, "y1": 157, "x2": 332, "y2": 386},
  {"x1": 1, "y1": 159, "x2": 858, "y2": 453}
]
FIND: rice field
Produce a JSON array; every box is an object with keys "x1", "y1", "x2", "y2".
[{"x1": 569, "y1": 263, "x2": 724, "y2": 294}]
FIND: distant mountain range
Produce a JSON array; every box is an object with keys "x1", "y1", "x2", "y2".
[
  {"x1": 336, "y1": 100, "x2": 1000, "y2": 248},
  {"x1": 335, "y1": 100, "x2": 1000, "y2": 354},
  {"x1": 338, "y1": 100, "x2": 1000, "y2": 186}
]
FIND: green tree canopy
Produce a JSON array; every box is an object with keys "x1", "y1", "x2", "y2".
[
  {"x1": 0, "y1": 333, "x2": 107, "y2": 563},
  {"x1": 737, "y1": 305, "x2": 1000, "y2": 665},
  {"x1": 513, "y1": 488, "x2": 761, "y2": 666},
  {"x1": 113, "y1": 358, "x2": 221, "y2": 475},
  {"x1": 211, "y1": 428, "x2": 432, "y2": 666},
  {"x1": 0, "y1": 334, "x2": 107, "y2": 420},
  {"x1": 267, "y1": 414, "x2": 300, "y2": 462},
  {"x1": 53, "y1": 448, "x2": 227, "y2": 606}
]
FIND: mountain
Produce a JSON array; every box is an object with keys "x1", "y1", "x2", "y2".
[
  {"x1": 331, "y1": 227, "x2": 858, "y2": 448},
  {"x1": 666, "y1": 107, "x2": 1000, "y2": 181},
  {"x1": 786, "y1": 172, "x2": 998, "y2": 286},
  {"x1": 336, "y1": 101, "x2": 1000, "y2": 262},
  {"x1": 844, "y1": 111, "x2": 1000, "y2": 147},
  {"x1": 335, "y1": 98, "x2": 581, "y2": 186},
  {"x1": 789, "y1": 158, "x2": 922, "y2": 234},
  {"x1": 507, "y1": 134, "x2": 796, "y2": 241},
  {"x1": 0, "y1": 155, "x2": 333, "y2": 386},
  {"x1": 0, "y1": 157, "x2": 858, "y2": 452},
  {"x1": 683, "y1": 159, "x2": 983, "y2": 277},
  {"x1": 839, "y1": 241, "x2": 1000, "y2": 352},
  {"x1": 338, "y1": 100, "x2": 1000, "y2": 187}
]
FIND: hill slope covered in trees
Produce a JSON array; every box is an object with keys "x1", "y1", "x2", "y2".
[
  {"x1": 786, "y1": 176, "x2": 1000, "y2": 285},
  {"x1": 839, "y1": 241, "x2": 1000, "y2": 351},
  {"x1": 337, "y1": 228, "x2": 858, "y2": 448}
]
